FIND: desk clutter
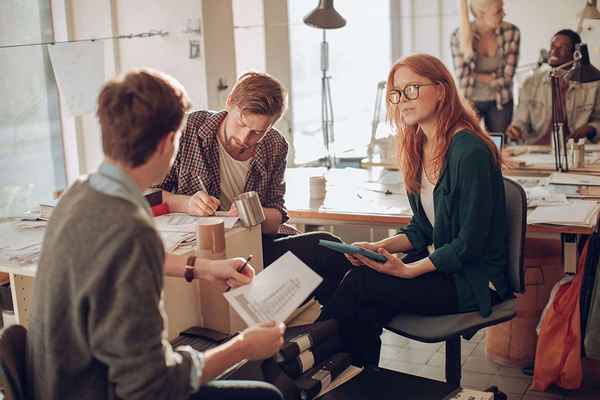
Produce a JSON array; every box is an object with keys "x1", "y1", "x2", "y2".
[{"x1": 508, "y1": 173, "x2": 600, "y2": 228}]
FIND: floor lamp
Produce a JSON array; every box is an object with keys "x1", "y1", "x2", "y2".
[
  {"x1": 551, "y1": 43, "x2": 600, "y2": 171},
  {"x1": 303, "y1": 0, "x2": 346, "y2": 168}
]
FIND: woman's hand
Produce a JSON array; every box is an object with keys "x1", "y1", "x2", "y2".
[
  {"x1": 345, "y1": 242, "x2": 379, "y2": 267},
  {"x1": 354, "y1": 248, "x2": 417, "y2": 279}
]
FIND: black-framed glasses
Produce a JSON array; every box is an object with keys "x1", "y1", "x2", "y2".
[{"x1": 388, "y1": 83, "x2": 438, "y2": 103}]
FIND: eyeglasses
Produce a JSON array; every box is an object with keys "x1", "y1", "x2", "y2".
[{"x1": 387, "y1": 83, "x2": 438, "y2": 104}]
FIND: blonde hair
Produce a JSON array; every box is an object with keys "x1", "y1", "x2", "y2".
[{"x1": 458, "y1": 0, "x2": 498, "y2": 58}]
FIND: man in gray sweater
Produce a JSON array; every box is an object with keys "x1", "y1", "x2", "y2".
[{"x1": 27, "y1": 69, "x2": 285, "y2": 400}]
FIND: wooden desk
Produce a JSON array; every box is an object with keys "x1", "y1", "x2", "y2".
[
  {"x1": 285, "y1": 167, "x2": 599, "y2": 276},
  {"x1": 285, "y1": 167, "x2": 410, "y2": 228},
  {"x1": 503, "y1": 144, "x2": 600, "y2": 176},
  {"x1": 0, "y1": 221, "x2": 263, "y2": 339},
  {"x1": 285, "y1": 167, "x2": 598, "y2": 235}
]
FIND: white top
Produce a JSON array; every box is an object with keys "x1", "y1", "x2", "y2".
[
  {"x1": 218, "y1": 140, "x2": 251, "y2": 210},
  {"x1": 421, "y1": 170, "x2": 436, "y2": 255}
]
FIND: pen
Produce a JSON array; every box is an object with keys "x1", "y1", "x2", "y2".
[
  {"x1": 196, "y1": 176, "x2": 208, "y2": 193},
  {"x1": 226, "y1": 254, "x2": 253, "y2": 292}
]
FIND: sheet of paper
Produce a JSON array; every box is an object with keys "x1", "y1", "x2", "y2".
[
  {"x1": 48, "y1": 41, "x2": 105, "y2": 116},
  {"x1": 158, "y1": 231, "x2": 195, "y2": 252},
  {"x1": 223, "y1": 251, "x2": 323, "y2": 326},
  {"x1": 154, "y1": 213, "x2": 238, "y2": 232}
]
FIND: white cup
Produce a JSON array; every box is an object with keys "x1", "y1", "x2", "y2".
[{"x1": 309, "y1": 176, "x2": 327, "y2": 199}]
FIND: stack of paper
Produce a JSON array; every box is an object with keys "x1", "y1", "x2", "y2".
[
  {"x1": 524, "y1": 186, "x2": 569, "y2": 208},
  {"x1": 0, "y1": 221, "x2": 45, "y2": 265},
  {"x1": 528, "y1": 200, "x2": 600, "y2": 227},
  {"x1": 549, "y1": 173, "x2": 600, "y2": 186},
  {"x1": 154, "y1": 212, "x2": 239, "y2": 251}
]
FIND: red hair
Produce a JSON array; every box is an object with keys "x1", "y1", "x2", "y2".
[{"x1": 386, "y1": 53, "x2": 501, "y2": 194}]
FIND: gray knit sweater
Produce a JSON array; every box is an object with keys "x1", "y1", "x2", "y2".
[{"x1": 27, "y1": 179, "x2": 193, "y2": 400}]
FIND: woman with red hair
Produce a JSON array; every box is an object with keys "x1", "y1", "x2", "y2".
[{"x1": 318, "y1": 54, "x2": 512, "y2": 366}]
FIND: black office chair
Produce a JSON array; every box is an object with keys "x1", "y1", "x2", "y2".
[
  {"x1": 384, "y1": 177, "x2": 527, "y2": 386},
  {"x1": 0, "y1": 325, "x2": 28, "y2": 400}
]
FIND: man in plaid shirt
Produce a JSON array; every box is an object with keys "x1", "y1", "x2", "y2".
[{"x1": 158, "y1": 72, "x2": 350, "y2": 305}]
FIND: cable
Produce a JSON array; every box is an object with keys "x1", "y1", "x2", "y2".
[{"x1": 0, "y1": 29, "x2": 169, "y2": 50}]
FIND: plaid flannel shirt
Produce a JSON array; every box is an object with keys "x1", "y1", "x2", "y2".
[
  {"x1": 451, "y1": 21, "x2": 520, "y2": 110},
  {"x1": 158, "y1": 110, "x2": 295, "y2": 234}
]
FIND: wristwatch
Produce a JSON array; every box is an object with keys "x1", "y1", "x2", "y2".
[{"x1": 184, "y1": 255, "x2": 196, "y2": 283}]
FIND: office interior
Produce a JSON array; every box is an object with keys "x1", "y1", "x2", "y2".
[{"x1": 2, "y1": 1, "x2": 600, "y2": 399}]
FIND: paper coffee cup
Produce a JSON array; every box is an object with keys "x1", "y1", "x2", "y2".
[{"x1": 309, "y1": 176, "x2": 326, "y2": 199}]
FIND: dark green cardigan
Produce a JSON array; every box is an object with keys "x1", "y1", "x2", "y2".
[{"x1": 399, "y1": 131, "x2": 512, "y2": 317}]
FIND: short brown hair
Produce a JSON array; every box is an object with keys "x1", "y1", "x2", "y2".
[
  {"x1": 97, "y1": 69, "x2": 191, "y2": 167},
  {"x1": 228, "y1": 72, "x2": 287, "y2": 122}
]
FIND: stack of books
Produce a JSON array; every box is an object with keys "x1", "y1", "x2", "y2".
[
  {"x1": 264, "y1": 320, "x2": 362, "y2": 400},
  {"x1": 39, "y1": 199, "x2": 58, "y2": 221}
]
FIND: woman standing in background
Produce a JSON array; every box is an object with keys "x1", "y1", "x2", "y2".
[{"x1": 450, "y1": 0, "x2": 520, "y2": 133}]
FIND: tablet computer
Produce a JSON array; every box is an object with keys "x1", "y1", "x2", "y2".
[
  {"x1": 318, "y1": 239, "x2": 387, "y2": 262},
  {"x1": 490, "y1": 132, "x2": 504, "y2": 150}
]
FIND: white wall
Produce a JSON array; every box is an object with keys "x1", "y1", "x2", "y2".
[
  {"x1": 506, "y1": 0, "x2": 599, "y2": 66},
  {"x1": 51, "y1": 0, "x2": 600, "y2": 178},
  {"x1": 54, "y1": 0, "x2": 208, "y2": 178},
  {"x1": 115, "y1": 0, "x2": 207, "y2": 109}
]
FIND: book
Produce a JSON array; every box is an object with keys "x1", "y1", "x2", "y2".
[
  {"x1": 549, "y1": 172, "x2": 600, "y2": 187},
  {"x1": 39, "y1": 199, "x2": 58, "y2": 221},
  {"x1": 445, "y1": 388, "x2": 493, "y2": 400}
]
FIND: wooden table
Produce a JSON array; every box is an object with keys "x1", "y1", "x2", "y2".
[
  {"x1": 0, "y1": 221, "x2": 263, "y2": 339},
  {"x1": 503, "y1": 144, "x2": 600, "y2": 176},
  {"x1": 285, "y1": 167, "x2": 598, "y2": 234},
  {"x1": 284, "y1": 167, "x2": 600, "y2": 275}
]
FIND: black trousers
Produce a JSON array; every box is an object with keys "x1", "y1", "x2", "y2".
[
  {"x1": 319, "y1": 267, "x2": 460, "y2": 366},
  {"x1": 474, "y1": 99, "x2": 513, "y2": 134},
  {"x1": 262, "y1": 232, "x2": 352, "y2": 306},
  {"x1": 190, "y1": 380, "x2": 283, "y2": 400}
]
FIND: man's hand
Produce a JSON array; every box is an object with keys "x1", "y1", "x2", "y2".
[
  {"x1": 227, "y1": 203, "x2": 239, "y2": 217},
  {"x1": 571, "y1": 125, "x2": 596, "y2": 141},
  {"x1": 506, "y1": 125, "x2": 523, "y2": 141},
  {"x1": 186, "y1": 191, "x2": 220, "y2": 216},
  {"x1": 354, "y1": 248, "x2": 417, "y2": 279},
  {"x1": 197, "y1": 258, "x2": 255, "y2": 290},
  {"x1": 344, "y1": 242, "x2": 380, "y2": 267},
  {"x1": 237, "y1": 321, "x2": 285, "y2": 361}
]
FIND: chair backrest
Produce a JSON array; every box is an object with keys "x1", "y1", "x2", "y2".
[
  {"x1": 0, "y1": 325, "x2": 28, "y2": 400},
  {"x1": 503, "y1": 177, "x2": 527, "y2": 294}
]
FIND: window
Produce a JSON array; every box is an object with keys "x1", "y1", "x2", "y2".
[
  {"x1": 288, "y1": 0, "x2": 391, "y2": 165},
  {"x1": 0, "y1": 0, "x2": 66, "y2": 217}
]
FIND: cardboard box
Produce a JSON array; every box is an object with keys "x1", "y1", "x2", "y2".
[
  {"x1": 198, "y1": 224, "x2": 264, "y2": 334},
  {"x1": 163, "y1": 224, "x2": 263, "y2": 338}
]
